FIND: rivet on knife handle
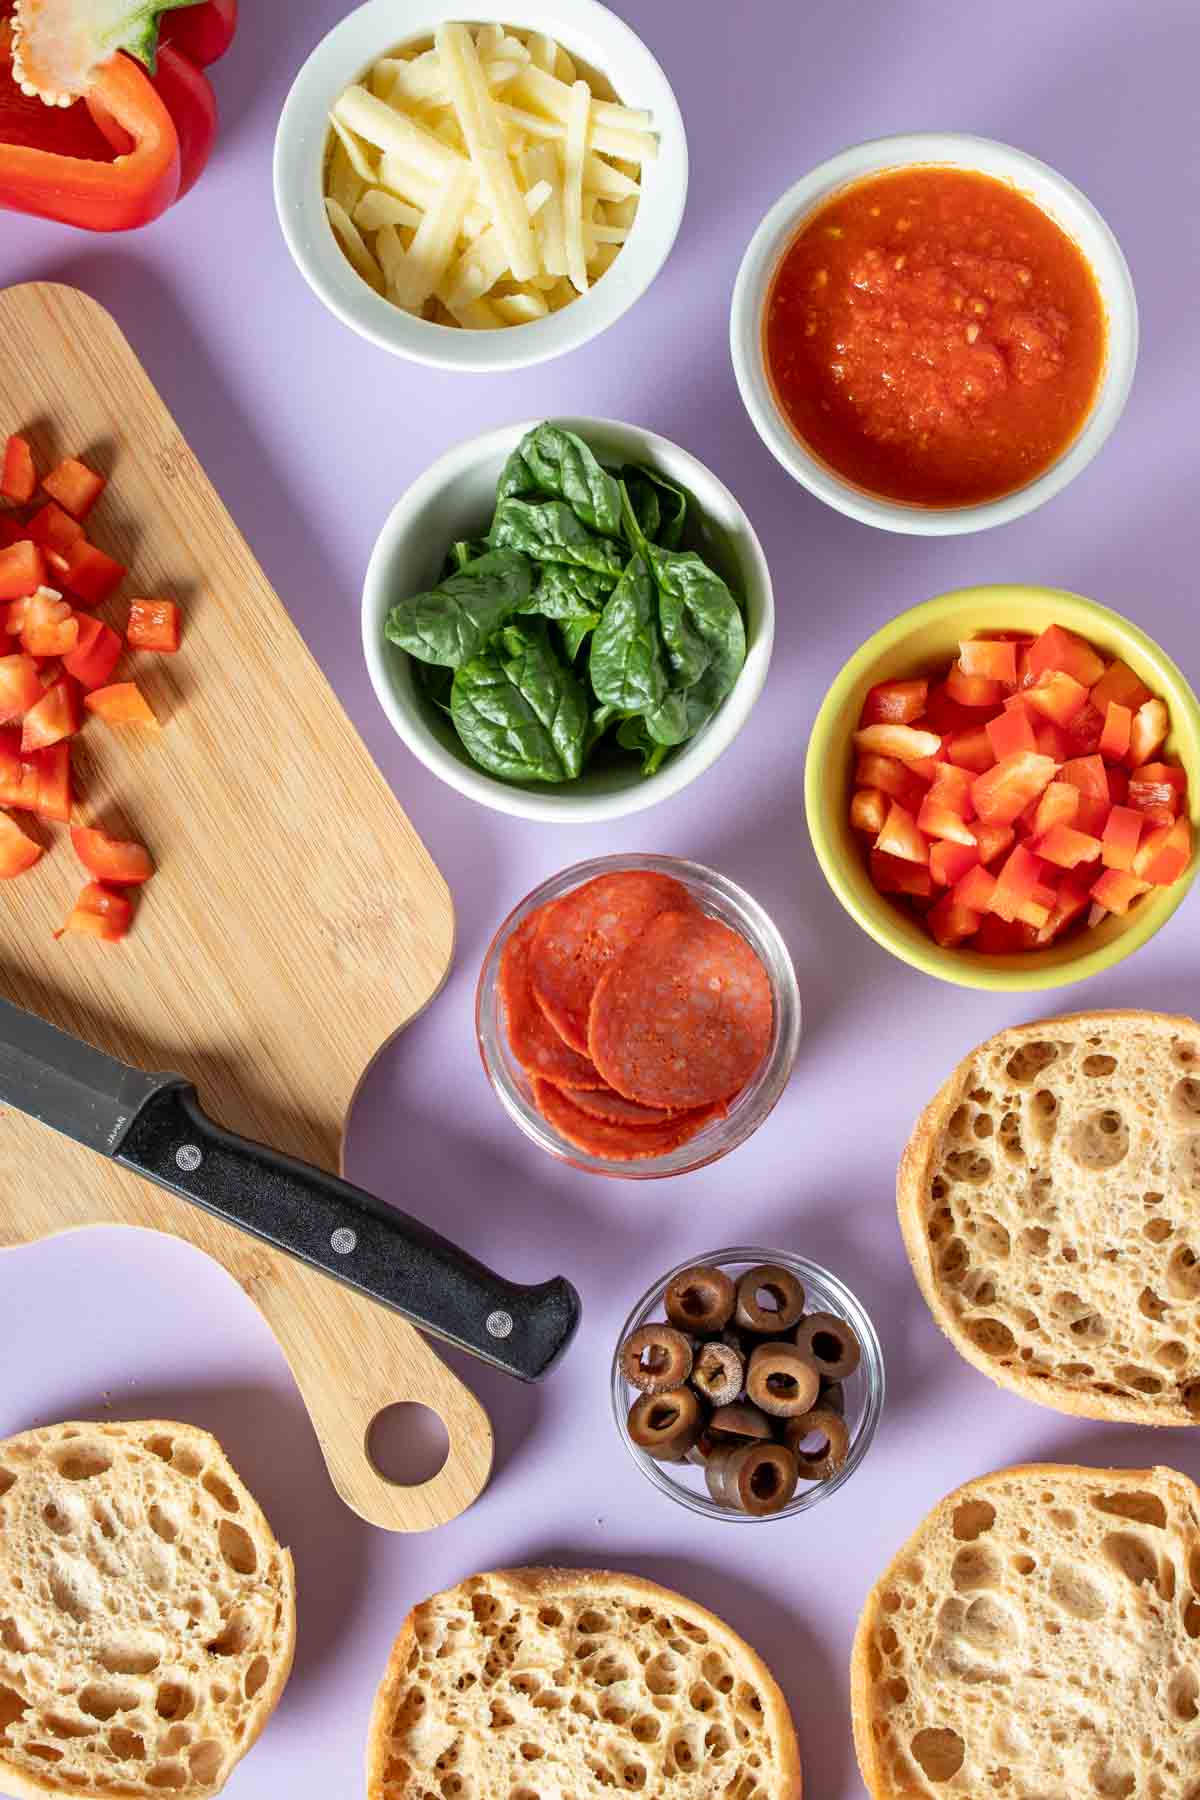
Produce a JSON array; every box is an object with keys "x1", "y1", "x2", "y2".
[{"x1": 115, "y1": 1080, "x2": 581, "y2": 1382}]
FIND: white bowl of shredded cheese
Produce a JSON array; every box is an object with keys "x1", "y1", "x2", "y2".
[{"x1": 274, "y1": 0, "x2": 687, "y2": 370}]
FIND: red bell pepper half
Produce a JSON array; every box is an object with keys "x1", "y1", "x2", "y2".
[
  {"x1": 0, "y1": 23, "x2": 181, "y2": 229},
  {"x1": 161, "y1": 0, "x2": 237, "y2": 67}
]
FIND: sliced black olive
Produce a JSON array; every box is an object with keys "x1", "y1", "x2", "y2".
[
  {"x1": 783, "y1": 1406, "x2": 851, "y2": 1481},
  {"x1": 735, "y1": 1264, "x2": 806, "y2": 1333},
  {"x1": 627, "y1": 1389, "x2": 703, "y2": 1462},
  {"x1": 745, "y1": 1342, "x2": 821, "y2": 1417},
  {"x1": 794, "y1": 1311, "x2": 861, "y2": 1381},
  {"x1": 620, "y1": 1322, "x2": 694, "y2": 1394},
  {"x1": 691, "y1": 1341, "x2": 744, "y2": 1407},
  {"x1": 664, "y1": 1264, "x2": 737, "y2": 1334}
]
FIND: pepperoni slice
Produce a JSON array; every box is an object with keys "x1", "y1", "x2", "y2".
[
  {"x1": 588, "y1": 910, "x2": 773, "y2": 1110},
  {"x1": 543, "y1": 1082, "x2": 676, "y2": 1128},
  {"x1": 529, "y1": 870, "x2": 695, "y2": 1054},
  {"x1": 532, "y1": 1078, "x2": 721, "y2": 1162},
  {"x1": 500, "y1": 912, "x2": 606, "y2": 1090}
]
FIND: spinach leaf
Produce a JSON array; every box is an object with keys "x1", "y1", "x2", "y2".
[
  {"x1": 522, "y1": 562, "x2": 615, "y2": 621},
  {"x1": 385, "y1": 548, "x2": 534, "y2": 669},
  {"x1": 450, "y1": 538, "x2": 488, "y2": 571},
  {"x1": 560, "y1": 614, "x2": 602, "y2": 663},
  {"x1": 621, "y1": 464, "x2": 687, "y2": 549},
  {"x1": 497, "y1": 424, "x2": 623, "y2": 536},
  {"x1": 643, "y1": 690, "x2": 691, "y2": 746},
  {"x1": 451, "y1": 619, "x2": 588, "y2": 783},
  {"x1": 490, "y1": 499, "x2": 626, "y2": 578},
  {"x1": 589, "y1": 553, "x2": 670, "y2": 717},
  {"x1": 646, "y1": 546, "x2": 746, "y2": 727},
  {"x1": 617, "y1": 715, "x2": 670, "y2": 777}
]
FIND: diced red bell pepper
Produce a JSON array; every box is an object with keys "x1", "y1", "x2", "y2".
[
  {"x1": 0, "y1": 732, "x2": 39, "y2": 810},
  {"x1": 1033, "y1": 781, "x2": 1080, "y2": 837},
  {"x1": 55, "y1": 881, "x2": 134, "y2": 944},
  {"x1": 986, "y1": 703, "x2": 1037, "y2": 761},
  {"x1": 1072, "y1": 794, "x2": 1112, "y2": 837},
  {"x1": 43, "y1": 458, "x2": 106, "y2": 520},
  {"x1": 1090, "y1": 660, "x2": 1151, "y2": 715},
  {"x1": 975, "y1": 823, "x2": 1016, "y2": 866},
  {"x1": 84, "y1": 681, "x2": 158, "y2": 727},
  {"x1": 20, "y1": 674, "x2": 81, "y2": 752},
  {"x1": 1132, "y1": 817, "x2": 1192, "y2": 887},
  {"x1": 0, "y1": 810, "x2": 42, "y2": 877},
  {"x1": 876, "y1": 801, "x2": 928, "y2": 865},
  {"x1": 62, "y1": 539, "x2": 126, "y2": 607},
  {"x1": 850, "y1": 788, "x2": 888, "y2": 835},
  {"x1": 20, "y1": 590, "x2": 78, "y2": 658},
  {"x1": 918, "y1": 797, "x2": 977, "y2": 849},
  {"x1": 64, "y1": 617, "x2": 123, "y2": 690},
  {"x1": 921, "y1": 682, "x2": 981, "y2": 737},
  {"x1": 870, "y1": 849, "x2": 934, "y2": 899},
  {"x1": 1, "y1": 435, "x2": 36, "y2": 504},
  {"x1": 1101, "y1": 805, "x2": 1143, "y2": 872},
  {"x1": 945, "y1": 727, "x2": 995, "y2": 774},
  {"x1": 1034, "y1": 824, "x2": 1103, "y2": 869},
  {"x1": 927, "y1": 891, "x2": 982, "y2": 947},
  {"x1": 29, "y1": 740, "x2": 71, "y2": 822},
  {"x1": 1128, "y1": 699, "x2": 1168, "y2": 768},
  {"x1": 5, "y1": 597, "x2": 29, "y2": 637},
  {"x1": 1034, "y1": 869, "x2": 1095, "y2": 945},
  {"x1": 126, "y1": 597, "x2": 181, "y2": 654},
  {"x1": 1107, "y1": 763, "x2": 1130, "y2": 807},
  {"x1": 1060, "y1": 700, "x2": 1104, "y2": 757},
  {"x1": 71, "y1": 826, "x2": 154, "y2": 885},
  {"x1": 973, "y1": 914, "x2": 1029, "y2": 954},
  {"x1": 0, "y1": 540, "x2": 46, "y2": 600},
  {"x1": 971, "y1": 752, "x2": 1057, "y2": 826},
  {"x1": 854, "y1": 723, "x2": 942, "y2": 765},
  {"x1": 1025, "y1": 668, "x2": 1089, "y2": 726},
  {"x1": 1098, "y1": 701, "x2": 1132, "y2": 762},
  {"x1": 952, "y1": 863, "x2": 998, "y2": 912},
  {"x1": 861, "y1": 678, "x2": 928, "y2": 726},
  {"x1": 927, "y1": 762, "x2": 974, "y2": 815},
  {"x1": 909, "y1": 748, "x2": 950, "y2": 783},
  {"x1": 855, "y1": 752, "x2": 929, "y2": 814},
  {"x1": 0, "y1": 516, "x2": 25, "y2": 549},
  {"x1": 1090, "y1": 868, "x2": 1151, "y2": 916},
  {"x1": 1033, "y1": 720, "x2": 1074, "y2": 762},
  {"x1": 945, "y1": 664, "x2": 1004, "y2": 709},
  {"x1": 958, "y1": 639, "x2": 1017, "y2": 685},
  {"x1": 1059, "y1": 754, "x2": 1109, "y2": 802},
  {"x1": 1025, "y1": 624, "x2": 1106, "y2": 689},
  {"x1": 25, "y1": 501, "x2": 84, "y2": 559},
  {"x1": 0, "y1": 653, "x2": 42, "y2": 722},
  {"x1": 1128, "y1": 762, "x2": 1187, "y2": 816},
  {"x1": 989, "y1": 844, "x2": 1048, "y2": 922},
  {"x1": 929, "y1": 840, "x2": 980, "y2": 888}
]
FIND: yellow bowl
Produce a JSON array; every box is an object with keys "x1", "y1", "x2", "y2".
[{"x1": 805, "y1": 585, "x2": 1200, "y2": 991}]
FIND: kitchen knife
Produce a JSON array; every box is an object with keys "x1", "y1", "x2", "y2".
[{"x1": 0, "y1": 994, "x2": 580, "y2": 1382}]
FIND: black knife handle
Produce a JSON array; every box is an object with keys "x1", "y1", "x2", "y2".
[{"x1": 115, "y1": 1081, "x2": 580, "y2": 1382}]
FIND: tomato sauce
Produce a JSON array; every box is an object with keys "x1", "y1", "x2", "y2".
[{"x1": 765, "y1": 167, "x2": 1107, "y2": 507}]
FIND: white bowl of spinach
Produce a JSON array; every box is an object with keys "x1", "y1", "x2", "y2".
[{"x1": 363, "y1": 419, "x2": 774, "y2": 820}]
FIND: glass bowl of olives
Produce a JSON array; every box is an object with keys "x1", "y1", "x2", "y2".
[{"x1": 611, "y1": 1246, "x2": 884, "y2": 1521}]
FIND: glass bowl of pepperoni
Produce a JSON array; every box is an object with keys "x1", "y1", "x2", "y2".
[{"x1": 476, "y1": 854, "x2": 802, "y2": 1177}]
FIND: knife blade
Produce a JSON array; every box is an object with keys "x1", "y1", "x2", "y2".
[{"x1": 0, "y1": 995, "x2": 579, "y2": 1382}]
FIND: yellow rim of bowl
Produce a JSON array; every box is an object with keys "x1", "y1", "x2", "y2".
[{"x1": 805, "y1": 584, "x2": 1200, "y2": 991}]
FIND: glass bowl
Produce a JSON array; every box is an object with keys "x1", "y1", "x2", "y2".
[
  {"x1": 476, "y1": 855, "x2": 801, "y2": 1178},
  {"x1": 611, "y1": 1247, "x2": 885, "y2": 1520}
]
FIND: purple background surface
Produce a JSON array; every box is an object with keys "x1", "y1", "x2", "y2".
[{"x1": 2, "y1": 2, "x2": 1199, "y2": 1794}]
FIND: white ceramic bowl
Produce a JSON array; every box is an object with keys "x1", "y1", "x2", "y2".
[
  {"x1": 730, "y1": 132, "x2": 1138, "y2": 535},
  {"x1": 361, "y1": 418, "x2": 774, "y2": 822},
  {"x1": 273, "y1": 0, "x2": 687, "y2": 372}
]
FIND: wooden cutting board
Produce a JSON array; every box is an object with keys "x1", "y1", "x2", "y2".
[{"x1": 0, "y1": 282, "x2": 492, "y2": 1533}]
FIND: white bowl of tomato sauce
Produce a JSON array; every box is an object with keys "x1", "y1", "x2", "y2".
[{"x1": 731, "y1": 133, "x2": 1137, "y2": 535}]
